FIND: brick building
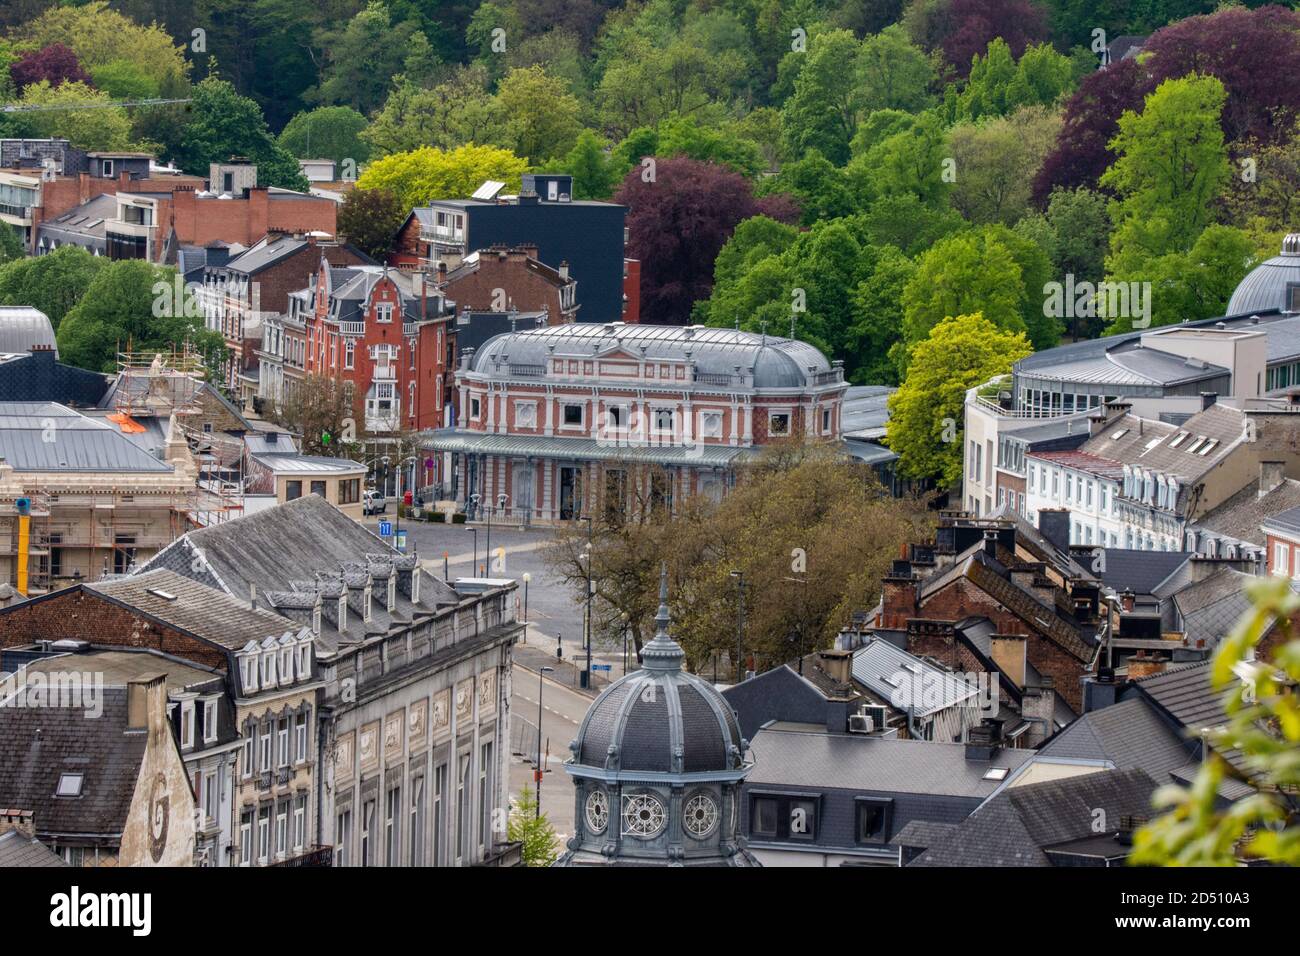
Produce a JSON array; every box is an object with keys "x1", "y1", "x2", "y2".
[
  {"x1": 391, "y1": 173, "x2": 631, "y2": 324},
  {"x1": 198, "y1": 232, "x2": 372, "y2": 405},
  {"x1": 291, "y1": 261, "x2": 454, "y2": 485},
  {"x1": 425, "y1": 323, "x2": 847, "y2": 523},
  {"x1": 872, "y1": 512, "x2": 1102, "y2": 714},
  {"x1": 31, "y1": 159, "x2": 336, "y2": 265}
]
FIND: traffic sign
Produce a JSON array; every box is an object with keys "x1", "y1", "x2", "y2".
[
  {"x1": 378, "y1": 520, "x2": 392, "y2": 537},
  {"x1": 592, "y1": 664, "x2": 612, "y2": 672}
]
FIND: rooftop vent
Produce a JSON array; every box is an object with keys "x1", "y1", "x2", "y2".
[
  {"x1": 1282, "y1": 233, "x2": 1300, "y2": 256},
  {"x1": 146, "y1": 588, "x2": 177, "y2": 601}
]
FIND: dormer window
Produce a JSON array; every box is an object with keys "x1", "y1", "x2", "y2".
[
  {"x1": 241, "y1": 654, "x2": 258, "y2": 693},
  {"x1": 262, "y1": 651, "x2": 277, "y2": 688},
  {"x1": 180, "y1": 700, "x2": 195, "y2": 749},
  {"x1": 338, "y1": 594, "x2": 348, "y2": 631},
  {"x1": 280, "y1": 645, "x2": 294, "y2": 683},
  {"x1": 101, "y1": 159, "x2": 113, "y2": 177},
  {"x1": 376, "y1": 303, "x2": 394, "y2": 323},
  {"x1": 297, "y1": 641, "x2": 312, "y2": 678}
]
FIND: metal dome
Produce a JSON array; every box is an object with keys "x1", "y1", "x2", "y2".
[
  {"x1": 0, "y1": 307, "x2": 57, "y2": 357},
  {"x1": 568, "y1": 568, "x2": 747, "y2": 776},
  {"x1": 469, "y1": 322, "x2": 832, "y2": 390},
  {"x1": 1225, "y1": 234, "x2": 1300, "y2": 316}
]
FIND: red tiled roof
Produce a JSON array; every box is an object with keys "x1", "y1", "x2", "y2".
[{"x1": 1029, "y1": 449, "x2": 1125, "y2": 481}]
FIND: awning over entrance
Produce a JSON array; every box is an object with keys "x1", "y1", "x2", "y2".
[{"x1": 419, "y1": 428, "x2": 755, "y2": 469}]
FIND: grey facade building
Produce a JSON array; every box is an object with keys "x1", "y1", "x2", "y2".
[
  {"x1": 557, "y1": 568, "x2": 759, "y2": 866},
  {"x1": 138, "y1": 494, "x2": 522, "y2": 867}
]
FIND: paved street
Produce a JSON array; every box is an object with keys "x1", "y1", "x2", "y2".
[{"x1": 359, "y1": 516, "x2": 627, "y2": 840}]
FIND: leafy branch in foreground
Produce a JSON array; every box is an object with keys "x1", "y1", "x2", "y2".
[{"x1": 1132, "y1": 575, "x2": 1300, "y2": 866}]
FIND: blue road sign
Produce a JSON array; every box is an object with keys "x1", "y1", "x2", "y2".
[
  {"x1": 592, "y1": 664, "x2": 612, "y2": 672},
  {"x1": 378, "y1": 520, "x2": 393, "y2": 537}
]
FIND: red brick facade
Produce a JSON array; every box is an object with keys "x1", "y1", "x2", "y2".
[{"x1": 0, "y1": 587, "x2": 229, "y2": 672}]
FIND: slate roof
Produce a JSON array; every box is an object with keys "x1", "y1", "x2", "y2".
[
  {"x1": 851, "y1": 638, "x2": 980, "y2": 717},
  {"x1": 0, "y1": 687, "x2": 146, "y2": 838},
  {"x1": 1095, "y1": 549, "x2": 1193, "y2": 595},
  {"x1": 0, "y1": 829, "x2": 67, "y2": 867},
  {"x1": 1077, "y1": 404, "x2": 1245, "y2": 483},
  {"x1": 135, "y1": 495, "x2": 459, "y2": 651},
  {"x1": 88, "y1": 568, "x2": 302, "y2": 650},
  {"x1": 909, "y1": 769, "x2": 1158, "y2": 866},
  {"x1": 1261, "y1": 502, "x2": 1300, "y2": 539},
  {"x1": 1171, "y1": 568, "x2": 1265, "y2": 650},
  {"x1": 892, "y1": 820, "x2": 958, "y2": 851},
  {"x1": 1129, "y1": 660, "x2": 1255, "y2": 779},
  {"x1": 0, "y1": 402, "x2": 174, "y2": 472},
  {"x1": 1031, "y1": 449, "x2": 1125, "y2": 482},
  {"x1": 1195, "y1": 478, "x2": 1300, "y2": 547},
  {"x1": 1039, "y1": 698, "x2": 1193, "y2": 779},
  {"x1": 746, "y1": 727, "x2": 1033, "y2": 798}
]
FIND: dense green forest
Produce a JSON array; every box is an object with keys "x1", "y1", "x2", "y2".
[{"x1": 2, "y1": 0, "x2": 1297, "y2": 481}]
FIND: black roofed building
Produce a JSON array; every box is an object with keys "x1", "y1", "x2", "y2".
[
  {"x1": 136, "y1": 494, "x2": 523, "y2": 866},
  {"x1": 741, "y1": 722, "x2": 1034, "y2": 866},
  {"x1": 558, "y1": 568, "x2": 758, "y2": 866},
  {"x1": 904, "y1": 768, "x2": 1158, "y2": 867}
]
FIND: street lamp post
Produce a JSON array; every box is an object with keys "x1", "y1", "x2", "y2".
[
  {"x1": 522, "y1": 572, "x2": 530, "y2": 643},
  {"x1": 730, "y1": 569, "x2": 745, "y2": 683},
  {"x1": 582, "y1": 515, "x2": 593, "y2": 688},
  {"x1": 536, "y1": 665, "x2": 554, "y2": 818}
]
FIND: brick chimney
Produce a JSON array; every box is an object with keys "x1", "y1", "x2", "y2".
[
  {"x1": 1126, "y1": 651, "x2": 1166, "y2": 680},
  {"x1": 0, "y1": 809, "x2": 35, "y2": 840},
  {"x1": 1021, "y1": 678, "x2": 1056, "y2": 746},
  {"x1": 817, "y1": 649, "x2": 853, "y2": 687}
]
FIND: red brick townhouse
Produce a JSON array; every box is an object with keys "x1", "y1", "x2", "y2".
[
  {"x1": 424, "y1": 322, "x2": 847, "y2": 523},
  {"x1": 294, "y1": 260, "x2": 453, "y2": 455}
]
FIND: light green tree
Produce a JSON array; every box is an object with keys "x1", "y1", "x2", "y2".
[
  {"x1": 494, "y1": 66, "x2": 584, "y2": 164},
  {"x1": 887, "y1": 313, "x2": 1033, "y2": 484},
  {"x1": 1132, "y1": 574, "x2": 1300, "y2": 866},
  {"x1": 947, "y1": 105, "x2": 1062, "y2": 226},
  {"x1": 1103, "y1": 74, "x2": 1232, "y2": 273},
  {"x1": 355, "y1": 144, "x2": 528, "y2": 209},
  {"x1": 781, "y1": 28, "x2": 862, "y2": 165},
  {"x1": 279, "y1": 107, "x2": 370, "y2": 168},
  {"x1": 507, "y1": 785, "x2": 560, "y2": 867},
  {"x1": 363, "y1": 67, "x2": 504, "y2": 158},
  {"x1": 18, "y1": 81, "x2": 133, "y2": 151},
  {"x1": 857, "y1": 24, "x2": 938, "y2": 115}
]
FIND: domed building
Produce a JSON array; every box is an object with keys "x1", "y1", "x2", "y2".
[
  {"x1": 1226, "y1": 233, "x2": 1300, "y2": 316},
  {"x1": 555, "y1": 568, "x2": 759, "y2": 866}
]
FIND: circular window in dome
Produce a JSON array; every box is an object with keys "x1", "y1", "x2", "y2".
[
  {"x1": 584, "y1": 787, "x2": 609, "y2": 835},
  {"x1": 683, "y1": 792, "x2": 719, "y2": 839},
  {"x1": 622, "y1": 792, "x2": 666, "y2": 838}
]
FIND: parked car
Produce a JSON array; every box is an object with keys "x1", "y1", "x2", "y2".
[{"x1": 363, "y1": 490, "x2": 386, "y2": 515}]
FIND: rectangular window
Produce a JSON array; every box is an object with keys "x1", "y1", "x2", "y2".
[
  {"x1": 749, "y1": 793, "x2": 819, "y2": 842},
  {"x1": 257, "y1": 807, "x2": 270, "y2": 864},
  {"x1": 855, "y1": 798, "x2": 893, "y2": 844},
  {"x1": 275, "y1": 804, "x2": 287, "y2": 857},
  {"x1": 361, "y1": 798, "x2": 376, "y2": 866},
  {"x1": 180, "y1": 701, "x2": 194, "y2": 749},
  {"x1": 295, "y1": 713, "x2": 308, "y2": 763},
  {"x1": 1276, "y1": 542, "x2": 1290, "y2": 576},
  {"x1": 479, "y1": 740, "x2": 494, "y2": 851},
  {"x1": 653, "y1": 408, "x2": 673, "y2": 432},
  {"x1": 311, "y1": 480, "x2": 327, "y2": 498},
  {"x1": 241, "y1": 733, "x2": 253, "y2": 778},
  {"x1": 259, "y1": 724, "x2": 271, "y2": 771},
  {"x1": 410, "y1": 776, "x2": 426, "y2": 866},
  {"x1": 433, "y1": 763, "x2": 446, "y2": 866},
  {"x1": 344, "y1": 339, "x2": 355, "y2": 369},
  {"x1": 456, "y1": 752, "x2": 470, "y2": 863},
  {"x1": 203, "y1": 699, "x2": 218, "y2": 744},
  {"x1": 286, "y1": 479, "x2": 302, "y2": 501},
  {"x1": 277, "y1": 719, "x2": 289, "y2": 767},
  {"x1": 294, "y1": 795, "x2": 306, "y2": 851},
  {"x1": 563, "y1": 404, "x2": 583, "y2": 426},
  {"x1": 376, "y1": 303, "x2": 394, "y2": 323},
  {"x1": 203, "y1": 771, "x2": 217, "y2": 823},
  {"x1": 336, "y1": 808, "x2": 352, "y2": 867},
  {"x1": 386, "y1": 784, "x2": 401, "y2": 866},
  {"x1": 769, "y1": 412, "x2": 791, "y2": 436}
]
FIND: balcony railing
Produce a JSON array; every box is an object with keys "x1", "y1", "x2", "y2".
[
  {"x1": 338, "y1": 321, "x2": 365, "y2": 335},
  {"x1": 0, "y1": 202, "x2": 31, "y2": 222},
  {"x1": 508, "y1": 363, "x2": 545, "y2": 377}
]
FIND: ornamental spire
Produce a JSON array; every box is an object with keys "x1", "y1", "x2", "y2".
[{"x1": 641, "y1": 562, "x2": 684, "y2": 672}]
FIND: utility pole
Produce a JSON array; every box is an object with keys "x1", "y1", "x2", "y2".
[
  {"x1": 583, "y1": 515, "x2": 594, "y2": 689},
  {"x1": 536, "y1": 665, "x2": 553, "y2": 817}
]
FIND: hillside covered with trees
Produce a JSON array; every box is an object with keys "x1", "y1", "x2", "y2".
[{"x1": 2, "y1": 0, "x2": 1295, "y2": 482}]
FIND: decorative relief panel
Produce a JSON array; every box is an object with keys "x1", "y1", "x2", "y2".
[
  {"x1": 359, "y1": 721, "x2": 379, "y2": 771},
  {"x1": 335, "y1": 731, "x2": 355, "y2": 782},
  {"x1": 478, "y1": 670, "x2": 496, "y2": 714},
  {"x1": 383, "y1": 711, "x2": 404, "y2": 761},
  {"x1": 455, "y1": 678, "x2": 474, "y2": 722},
  {"x1": 409, "y1": 700, "x2": 428, "y2": 752},
  {"x1": 432, "y1": 689, "x2": 451, "y2": 733}
]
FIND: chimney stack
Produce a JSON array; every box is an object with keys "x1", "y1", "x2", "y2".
[
  {"x1": 0, "y1": 809, "x2": 35, "y2": 840},
  {"x1": 1259, "y1": 460, "x2": 1285, "y2": 498},
  {"x1": 816, "y1": 649, "x2": 852, "y2": 687},
  {"x1": 126, "y1": 674, "x2": 166, "y2": 737}
]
